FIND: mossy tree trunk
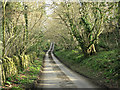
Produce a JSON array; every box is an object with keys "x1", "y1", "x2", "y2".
[
  {"x1": 2, "y1": 1, "x2": 6, "y2": 57},
  {"x1": 68, "y1": 15, "x2": 97, "y2": 56},
  {"x1": 118, "y1": 1, "x2": 120, "y2": 54},
  {"x1": 118, "y1": 1, "x2": 120, "y2": 88},
  {"x1": 56, "y1": 3, "x2": 107, "y2": 56},
  {"x1": 22, "y1": 4, "x2": 28, "y2": 54},
  {"x1": 0, "y1": 60, "x2": 2, "y2": 86},
  {"x1": 2, "y1": 0, "x2": 7, "y2": 84},
  {"x1": 24, "y1": 4, "x2": 28, "y2": 42}
]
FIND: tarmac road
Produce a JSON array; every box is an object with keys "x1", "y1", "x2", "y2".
[{"x1": 37, "y1": 43, "x2": 100, "y2": 89}]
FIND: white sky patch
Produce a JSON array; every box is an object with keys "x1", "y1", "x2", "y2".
[
  {"x1": 46, "y1": 0, "x2": 53, "y2": 4},
  {"x1": 45, "y1": 7, "x2": 53, "y2": 15},
  {"x1": 1, "y1": 0, "x2": 119, "y2": 2},
  {"x1": 45, "y1": 0, "x2": 53, "y2": 15}
]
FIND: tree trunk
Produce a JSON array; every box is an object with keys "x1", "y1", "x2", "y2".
[
  {"x1": 88, "y1": 44, "x2": 96, "y2": 55},
  {"x1": 24, "y1": 5, "x2": 28, "y2": 42},
  {"x1": 81, "y1": 43, "x2": 96, "y2": 57},
  {"x1": 22, "y1": 4, "x2": 28, "y2": 54},
  {"x1": 117, "y1": 1, "x2": 120, "y2": 88},
  {"x1": 118, "y1": 1, "x2": 120, "y2": 54},
  {"x1": 2, "y1": 2, "x2": 6, "y2": 57}
]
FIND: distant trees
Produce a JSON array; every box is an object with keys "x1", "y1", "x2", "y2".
[{"x1": 43, "y1": 15, "x2": 77, "y2": 50}]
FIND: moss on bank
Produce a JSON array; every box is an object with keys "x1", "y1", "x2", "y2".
[
  {"x1": 1, "y1": 51, "x2": 45, "y2": 89},
  {"x1": 55, "y1": 49, "x2": 119, "y2": 88}
]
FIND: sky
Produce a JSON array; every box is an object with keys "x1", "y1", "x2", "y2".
[
  {"x1": 2, "y1": 0, "x2": 119, "y2": 2},
  {"x1": 45, "y1": 0, "x2": 53, "y2": 15}
]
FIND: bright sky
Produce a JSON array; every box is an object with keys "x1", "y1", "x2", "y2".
[{"x1": 45, "y1": 0, "x2": 53, "y2": 15}]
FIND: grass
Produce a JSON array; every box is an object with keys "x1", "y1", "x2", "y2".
[
  {"x1": 2, "y1": 56, "x2": 43, "y2": 90},
  {"x1": 55, "y1": 49, "x2": 119, "y2": 88}
]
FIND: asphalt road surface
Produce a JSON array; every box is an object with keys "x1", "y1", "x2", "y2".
[{"x1": 37, "y1": 43, "x2": 100, "y2": 89}]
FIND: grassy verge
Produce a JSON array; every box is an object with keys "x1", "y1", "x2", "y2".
[
  {"x1": 55, "y1": 49, "x2": 119, "y2": 88},
  {"x1": 2, "y1": 56, "x2": 43, "y2": 90}
]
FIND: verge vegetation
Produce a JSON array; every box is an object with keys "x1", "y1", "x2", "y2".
[{"x1": 55, "y1": 49, "x2": 119, "y2": 88}]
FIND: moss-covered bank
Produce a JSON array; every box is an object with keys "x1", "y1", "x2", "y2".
[
  {"x1": 55, "y1": 49, "x2": 119, "y2": 88},
  {"x1": 1, "y1": 51, "x2": 45, "y2": 86}
]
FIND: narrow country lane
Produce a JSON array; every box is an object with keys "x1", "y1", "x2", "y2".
[
  {"x1": 1, "y1": 2, "x2": 119, "y2": 89},
  {"x1": 37, "y1": 43, "x2": 100, "y2": 89}
]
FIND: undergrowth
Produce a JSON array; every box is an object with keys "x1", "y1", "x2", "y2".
[
  {"x1": 55, "y1": 49, "x2": 119, "y2": 88},
  {"x1": 2, "y1": 57, "x2": 43, "y2": 90}
]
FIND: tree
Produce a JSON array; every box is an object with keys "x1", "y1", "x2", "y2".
[
  {"x1": 118, "y1": 1, "x2": 120, "y2": 54},
  {"x1": 1, "y1": 2, "x2": 46, "y2": 57},
  {"x1": 53, "y1": 2, "x2": 117, "y2": 56},
  {"x1": 23, "y1": 3, "x2": 28, "y2": 43},
  {"x1": 2, "y1": 1, "x2": 7, "y2": 57}
]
